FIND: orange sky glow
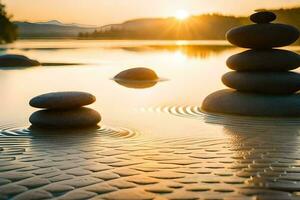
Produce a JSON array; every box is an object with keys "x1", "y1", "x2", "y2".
[{"x1": 2, "y1": 0, "x2": 300, "y2": 26}]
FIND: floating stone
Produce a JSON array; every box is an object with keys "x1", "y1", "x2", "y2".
[
  {"x1": 114, "y1": 67, "x2": 159, "y2": 81},
  {"x1": 250, "y1": 11, "x2": 276, "y2": 24},
  {"x1": 227, "y1": 49, "x2": 300, "y2": 71},
  {"x1": 202, "y1": 89, "x2": 300, "y2": 117},
  {"x1": 226, "y1": 23, "x2": 299, "y2": 49},
  {"x1": 222, "y1": 72, "x2": 300, "y2": 94},
  {"x1": 0, "y1": 54, "x2": 40, "y2": 67},
  {"x1": 30, "y1": 92, "x2": 96, "y2": 109},
  {"x1": 29, "y1": 107, "x2": 101, "y2": 128}
]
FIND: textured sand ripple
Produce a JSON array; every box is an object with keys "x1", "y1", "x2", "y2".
[
  {"x1": 1, "y1": 124, "x2": 300, "y2": 199},
  {"x1": 1, "y1": 109, "x2": 300, "y2": 199}
]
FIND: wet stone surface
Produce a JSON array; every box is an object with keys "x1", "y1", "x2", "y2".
[{"x1": 1, "y1": 123, "x2": 300, "y2": 200}]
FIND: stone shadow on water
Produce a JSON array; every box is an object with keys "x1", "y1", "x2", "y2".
[
  {"x1": 29, "y1": 125, "x2": 101, "y2": 135},
  {"x1": 0, "y1": 66, "x2": 39, "y2": 71},
  {"x1": 28, "y1": 125, "x2": 102, "y2": 148},
  {"x1": 26, "y1": 124, "x2": 137, "y2": 150},
  {"x1": 204, "y1": 113, "x2": 300, "y2": 198},
  {"x1": 114, "y1": 80, "x2": 158, "y2": 89}
]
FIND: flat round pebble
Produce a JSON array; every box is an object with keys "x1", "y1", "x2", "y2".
[
  {"x1": 226, "y1": 49, "x2": 300, "y2": 71},
  {"x1": 145, "y1": 185, "x2": 173, "y2": 193},
  {"x1": 85, "y1": 183, "x2": 117, "y2": 194},
  {"x1": 13, "y1": 190, "x2": 53, "y2": 200},
  {"x1": 226, "y1": 23, "x2": 299, "y2": 49},
  {"x1": 29, "y1": 107, "x2": 101, "y2": 128},
  {"x1": 0, "y1": 184, "x2": 28, "y2": 196},
  {"x1": 29, "y1": 91, "x2": 96, "y2": 109},
  {"x1": 250, "y1": 11, "x2": 276, "y2": 23},
  {"x1": 222, "y1": 71, "x2": 300, "y2": 94},
  {"x1": 202, "y1": 89, "x2": 300, "y2": 117}
]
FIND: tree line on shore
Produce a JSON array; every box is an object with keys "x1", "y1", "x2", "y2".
[
  {"x1": 79, "y1": 7, "x2": 300, "y2": 42},
  {"x1": 0, "y1": 3, "x2": 17, "y2": 43}
]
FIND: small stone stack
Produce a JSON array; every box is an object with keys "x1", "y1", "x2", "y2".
[
  {"x1": 29, "y1": 92, "x2": 101, "y2": 129},
  {"x1": 202, "y1": 11, "x2": 300, "y2": 117}
]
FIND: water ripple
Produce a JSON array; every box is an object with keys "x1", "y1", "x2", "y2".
[
  {"x1": 0, "y1": 124, "x2": 138, "y2": 139},
  {"x1": 143, "y1": 105, "x2": 300, "y2": 128}
]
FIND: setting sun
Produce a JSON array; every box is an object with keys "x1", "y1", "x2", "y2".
[{"x1": 175, "y1": 10, "x2": 190, "y2": 20}]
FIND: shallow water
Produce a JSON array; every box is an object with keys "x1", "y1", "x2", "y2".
[{"x1": 1, "y1": 40, "x2": 300, "y2": 199}]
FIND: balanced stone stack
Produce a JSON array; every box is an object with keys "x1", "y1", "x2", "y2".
[
  {"x1": 202, "y1": 11, "x2": 300, "y2": 117},
  {"x1": 29, "y1": 92, "x2": 101, "y2": 128}
]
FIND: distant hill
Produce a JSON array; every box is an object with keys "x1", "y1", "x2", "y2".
[
  {"x1": 36, "y1": 20, "x2": 97, "y2": 28},
  {"x1": 15, "y1": 21, "x2": 98, "y2": 38},
  {"x1": 80, "y1": 7, "x2": 300, "y2": 41}
]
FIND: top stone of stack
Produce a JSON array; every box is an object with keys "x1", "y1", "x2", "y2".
[
  {"x1": 226, "y1": 11, "x2": 300, "y2": 49},
  {"x1": 250, "y1": 11, "x2": 276, "y2": 24},
  {"x1": 30, "y1": 92, "x2": 96, "y2": 110}
]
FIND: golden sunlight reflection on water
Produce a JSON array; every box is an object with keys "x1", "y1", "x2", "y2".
[{"x1": 0, "y1": 40, "x2": 300, "y2": 139}]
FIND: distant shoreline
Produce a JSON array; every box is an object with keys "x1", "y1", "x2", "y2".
[
  {"x1": 15, "y1": 7, "x2": 300, "y2": 43},
  {"x1": 17, "y1": 37, "x2": 230, "y2": 41},
  {"x1": 11, "y1": 38, "x2": 300, "y2": 45}
]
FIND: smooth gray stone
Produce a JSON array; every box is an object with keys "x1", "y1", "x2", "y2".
[
  {"x1": 30, "y1": 92, "x2": 96, "y2": 109},
  {"x1": 226, "y1": 23, "x2": 299, "y2": 49},
  {"x1": 222, "y1": 72, "x2": 300, "y2": 94},
  {"x1": 202, "y1": 89, "x2": 300, "y2": 117},
  {"x1": 114, "y1": 67, "x2": 159, "y2": 81},
  {"x1": 226, "y1": 49, "x2": 300, "y2": 71},
  {"x1": 29, "y1": 107, "x2": 101, "y2": 128},
  {"x1": 0, "y1": 54, "x2": 40, "y2": 67},
  {"x1": 250, "y1": 11, "x2": 276, "y2": 24}
]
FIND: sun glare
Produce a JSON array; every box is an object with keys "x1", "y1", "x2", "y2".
[{"x1": 175, "y1": 10, "x2": 190, "y2": 20}]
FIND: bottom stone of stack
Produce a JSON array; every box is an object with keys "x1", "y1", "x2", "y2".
[
  {"x1": 202, "y1": 89, "x2": 300, "y2": 117},
  {"x1": 29, "y1": 107, "x2": 101, "y2": 128}
]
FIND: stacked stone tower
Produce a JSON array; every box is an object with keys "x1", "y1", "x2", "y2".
[
  {"x1": 29, "y1": 92, "x2": 101, "y2": 129},
  {"x1": 202, "y1": 11, "x2": 300, "y2": 117}
]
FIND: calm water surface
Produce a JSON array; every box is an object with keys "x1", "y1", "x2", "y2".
[
  {"x1": 0, "y1": 40, "x2": 300, "y2": 138},
  {"x1": 0, "y1": 40, "x2": 235, "y2": 137},
  {"x1": 1, "y1": 40, "x2": 300, "y2": 199}
]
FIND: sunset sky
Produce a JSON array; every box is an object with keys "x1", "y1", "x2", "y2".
[{"x1": 3, "y1": 0, "x2": 300, "y2": 26}]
